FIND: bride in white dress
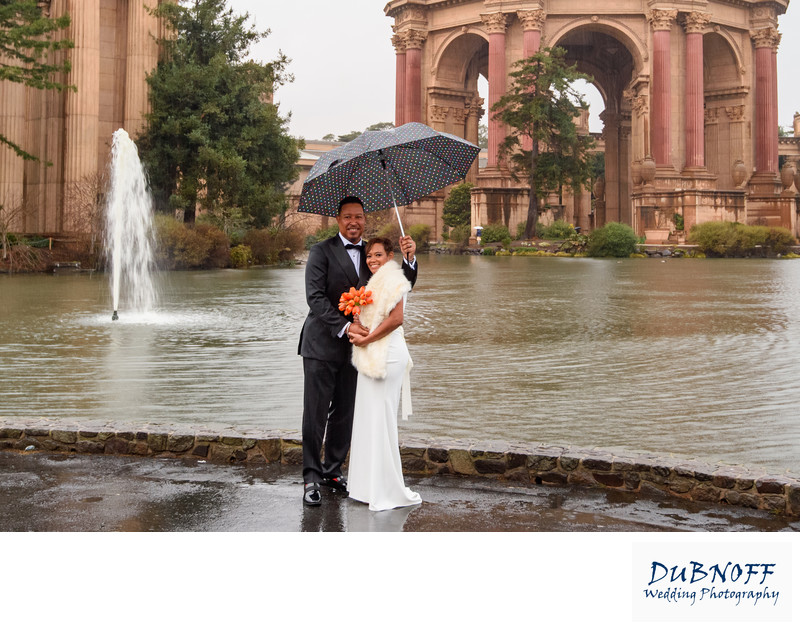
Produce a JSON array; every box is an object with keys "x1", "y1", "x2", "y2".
[{"x1": 346, "y1": 237, "x2": 422, "y2": 511}]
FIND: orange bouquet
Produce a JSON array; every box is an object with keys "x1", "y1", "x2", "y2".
[{"x1": 338, "y1": 286, "x2": 373, "y2": 317}]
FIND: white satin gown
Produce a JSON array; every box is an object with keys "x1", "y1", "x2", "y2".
[{"x1": 347, "y1": 327, "x2": 422, "y2": 511}]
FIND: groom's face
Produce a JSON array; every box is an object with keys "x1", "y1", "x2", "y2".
[{"x1": 337, "y1": 202, "x2": 366, "y2": 244}]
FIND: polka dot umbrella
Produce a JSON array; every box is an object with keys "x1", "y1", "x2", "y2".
[{"x1": 298, "y1": 122, "x2": 480, "y2": 235}]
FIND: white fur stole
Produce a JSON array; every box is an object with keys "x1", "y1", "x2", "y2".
[{"x1": 351, "y1": 260, "x2": 411, "y2": 380}]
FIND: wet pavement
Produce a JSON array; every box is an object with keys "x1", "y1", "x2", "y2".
[{"x1": 1, "y1": 450, "x2": 798, "y2": 532}]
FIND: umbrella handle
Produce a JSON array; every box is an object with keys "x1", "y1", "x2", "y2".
[
  {"x1": 392, "y1": 199, "x2": 412, "y2": 263},
  {"x1": 392, "y1": 199, "x2": 406, "y2": 238}
]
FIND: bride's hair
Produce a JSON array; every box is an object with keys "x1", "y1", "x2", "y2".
[{"x1": 365, "y1": 237, "x2": 394, "y2": 256}]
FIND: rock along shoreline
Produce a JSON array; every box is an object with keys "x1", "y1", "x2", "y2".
[{"x1": 1, "y1": 416, "x2": 798, "y2": 519}]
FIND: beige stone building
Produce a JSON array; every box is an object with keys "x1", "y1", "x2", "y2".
[
  {"x1": 3, "y1": 1, "x2": 799, "y2": 243},
  {"x1": 385, "y1": 0, "x2": 799, "y2": 240},
  {"x1": 0, "y1": 0, "x2": 164, "y2": 234}
]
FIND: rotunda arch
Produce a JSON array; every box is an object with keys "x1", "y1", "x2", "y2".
[
  {"x1": 703, "y1": 31, "x2": 749, "y2": 188},
  {"x1": 431, "y1": 29, "x2": 488, "y2": 88},
  {"x1": 549, "y1": 18, "x2": 647, "y2": 76},
  {"x1": 428, "y1": 31, "x2": 489, "y2": 178},
  {"x1": 549, "y1": 21, "x2": 642, "y2": 225}
]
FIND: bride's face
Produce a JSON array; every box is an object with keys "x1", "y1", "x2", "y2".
[{"x1": 366, "y1": 243, "x2": 390, "y2": 273}]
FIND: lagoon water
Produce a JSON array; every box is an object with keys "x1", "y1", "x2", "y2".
[{"x1": 1, "y1": 254, "x2": 798, "y2": 474}]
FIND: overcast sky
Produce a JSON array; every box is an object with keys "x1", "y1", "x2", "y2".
[{"x1": 230, "y1": 0, "x2": 800, "y2": 140}]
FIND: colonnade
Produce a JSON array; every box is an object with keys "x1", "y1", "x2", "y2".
[
  {"x1": 0, "y1": 0, "x2": 160, "y2": 233},
  {"x1": 390, "y1": 6, "x2": 781, "y2": 179}
]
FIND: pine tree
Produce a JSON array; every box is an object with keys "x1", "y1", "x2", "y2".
[
  {"x1": 137, "y1": 0, "x2": 300, "y2": 226},
  {"x1": 492, "y1": 47, "x2": 596, "y2": 239}
]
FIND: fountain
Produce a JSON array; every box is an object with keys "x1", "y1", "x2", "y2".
[{"x1": 104, "y1": 128, "x2": 157, "y2": 320}]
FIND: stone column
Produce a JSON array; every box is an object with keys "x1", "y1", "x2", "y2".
[
  {"x1": 619, "y1": 122, "x2": 631, "y2": 224},
  {"x1": 751, "y1": 27, "x2": 780, "y2": 174},
  {"x1": 64, "y1": 0, "x2": 100, "y2": 213},
  {"x1": 600, "y1": 111, "x2": 620, "y2": 223},
  {"x1": 451, "y1": 106, "x2": 468, "y2": 139},
  {"x1": 683, "y1": 12, "x2": 710, "y2": 169},
  {"x1": 518, "y1": 9, "x2": 545, "y2": 57},
  {"x1": 771, "y1": 36, "x2": 780, "y2": 174},
  {"x1": 43, "y1": 0, "x2": 68, "y2": 232},
  {"x1": 481, "y1": 13, "x2": 508, "y2": 169},
  {"x1": 725, "y1": 105, "x2": 746, "y2": 187},
  {"x1": 124, "y1": 0, "x2": 160, "y2": 137},
  {"x1": 704, "y1": 107, "x2": 720, "y2": 179},
  {"x1": 517, "y1": 9, "x2": 545, "y2": 154},
  {"x1": 624, "y1": 88, "x2": 649, "y2": 163},
  {"x1": 392, "y1": 32, "x2": 407, "y2": 126},
  {"x1": 0, "y1": 54, "x2": 27, "y2": 230},
  {"x1": 648, "y1": 9, "x2": 677, "y2": 167},
  {"x1": 404, "y1": 29, "x2": 426, "y2": 124},
  {"x1": 466, "y1": 96, "x2": 484, "y2": 182}
]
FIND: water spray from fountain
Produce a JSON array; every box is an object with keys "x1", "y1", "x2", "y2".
[{"x1": 105, "y1": 129, "x2": 157, "y2": 321}]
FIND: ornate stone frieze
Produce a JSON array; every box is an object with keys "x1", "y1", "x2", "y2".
[
  {"x1": 624, "y1": 89, "x2": 649, "y2": 115},
  {"x1": 429, "y1": 105, "x2": 449, "y2": 123},
  {"x1": 452, "y1": 107, "x2": 469, "y2": 124},
  {"x1": 404, "y1": 28, "x2": 427, "y2": 49},
  {"x1": 725, "y1": 105, "x2": 746, "y2": 122},
  {"x1": 648, "y1": 9, "x2": 678, "y2": 32},
  {"x1": 480, "y1": 12, "x2": 508, "y2": 34},
  {"x1": 517, "y1": 9, "x2": 546, "y2": 32},
  {"x1": 704, "y1": 107, "x2": 720, "y2": 124},
  {"x1": 682, "y1": 11, "x2": 711, "y2": 34},
  {"x1": 37, "y1": 0, "x2": 51, "y2": 17},
  {"x1": 393, "y1": 3, "x2": 427, "y2": 27},
  {"x1": 750, "y1": 5, "x2": 777, "y2": 25},
  {"x1": 750, "y1": 27, "x2": 780, "y2": 50}
]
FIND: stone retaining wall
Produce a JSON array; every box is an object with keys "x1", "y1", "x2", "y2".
[{"x1": 1, "y1": 417, "x2": 798, "y2": 519}]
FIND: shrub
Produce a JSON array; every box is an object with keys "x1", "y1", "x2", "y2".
[
  {"x1": 480, "y1": 223, "x2": 511, "y2": 244},
  {"x1": 559, "y1": 233, "x2": 589, "y2": 254},
  {"x1": 376, "y1": 221, "x2": 402, "y2": 244},
  {"x1": 244, "y1": 226, "x2": 304, "y2": 265},
  {"x1": 194, "y1": 223, "x2": 230, "y2": 268},
  {"x1": 689, "y1": 221, "x2": 796, "y2": 257},
  {"x1": 687, "y1": 221, "x2": 736, "y2": 257},
  {"x1": 501, "y1": 237, "x2": 511, "y2": 249},
  {"x1": 304, "y1": 225, "x2": 339, "y2": 250},
  {"x1": 449, "y1": 224, "x2": 471, "y2": 246},
  {"x1": 153, "y1": 215, "x2": 230, "y2": 269},
  {"x1": 229, "y1": 244, "x2": 252, "y2": 268},
  {"x1": 442, "y1": 182, "x2": 473, "y2": 229},
  {"x1": 539, "y1": 219, "x2": 576, "y2": 240},
  {"x1": 408, "y1": 223, "x2": 431, "y2": 251},
  {"x1": 587, "y1": 222, "x2": 638, "y2": 257},
  {"x1": 516, "y1": 222, "x2": 527, "y2": 239}
]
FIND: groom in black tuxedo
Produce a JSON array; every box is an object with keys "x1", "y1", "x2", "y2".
[{"x1": 298, "y1": 196, "x2": 418, "y2": 506}]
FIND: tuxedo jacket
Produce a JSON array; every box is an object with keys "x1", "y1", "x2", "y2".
[{"x1": 298, "y1": 235, "x2": 418, "y2": 363}]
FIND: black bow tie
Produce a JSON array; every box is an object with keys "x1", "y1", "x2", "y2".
[{"x1": 345, "y1": 243, "x2": 363, "y2": 250}]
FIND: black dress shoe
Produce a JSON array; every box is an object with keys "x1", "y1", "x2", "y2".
[
  {"x1": 303, "y1": 483, "x2": 321, "y2": 506},
  {"x1": 322, "y1": 475, "x2": 348, "y2": 493}
]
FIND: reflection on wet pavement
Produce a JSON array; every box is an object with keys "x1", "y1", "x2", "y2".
[{"x1": 1, "y1": 451, "x2": 796, "y2": 533}]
